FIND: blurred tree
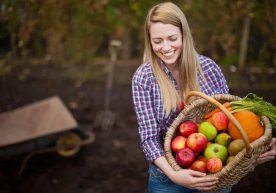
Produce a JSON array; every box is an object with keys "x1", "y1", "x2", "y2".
[
  {"x1": 0, "y1": 0, "x2": 275, "y2": 76},
  {"x1": 251, "y1": 0, "x2": 276, "y2": 67},
  {"x1": 100, "y1": 0, "x2": 160, "y2": 59},
  {"x1": 1, "y1": 0, "x2": 23, "y2": 57},
  {"x1": 238, "y1": 0, "x2": 251, "y2": 68},
  {"x1": 41, "y1": 0, "x2": 107, "y2": 65},
  {"x1": 181, "y1": 0, "x2": 248, "y2": 66}
]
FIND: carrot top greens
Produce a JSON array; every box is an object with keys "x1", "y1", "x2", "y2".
[{"x1": 230, "y1": 93, "x2": 276, "y2": 133}]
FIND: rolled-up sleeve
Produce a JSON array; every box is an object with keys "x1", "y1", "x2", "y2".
[{"x1": 132, "y1": 68, "x2": 164, "y2": 162}]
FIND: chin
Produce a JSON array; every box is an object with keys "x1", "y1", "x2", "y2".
[{"x1": 162, "y1": 58, "x2": 179, "y2": 66}]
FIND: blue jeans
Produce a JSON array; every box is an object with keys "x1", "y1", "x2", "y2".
[{"x1": 148, "y1": 164, "x2": 231, "y2": 193}]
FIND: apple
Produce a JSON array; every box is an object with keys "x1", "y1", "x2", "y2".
[
  {"x1": 171, "y1": 136, "x2": 187, "y2": 153},
  {"x1": 211, "y1": 112, "x2": 229, "y2": 131},
  {"x1": 197, "y1": 155, "x2": 207, "y2": 162},
  {"x1": 190, "y1": 159, "x2": 207, "y2": 173},
  {"x1": 198, "y1": 121, "x2": 217, "y2": 141},
  {"x1": 215, "y1": 132, "x2": 231, "y2": 147},
  {"x1": 176, "y1": 147, "x2": 195, "y2": 167},
  {"x1": 186, "y1": 133, "x2": 208, "y2": 153},
  {"x1": 206, "y1": 157, "x2": 223, "y2": 173},
  {"x1": 179, "y1": 101, "x2": 185, "y2": 111},
  {"x1": 178, "y1": 120, "x2": 198, "y2": 138},
  {"x1": 204, "y1": 143, "x2": 228, "y2": 163}
]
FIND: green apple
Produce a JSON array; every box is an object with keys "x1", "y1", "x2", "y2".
[
  {"x1": 204, "y1": 143, "x2": 228, "y2": 163},
  {"x1": 215, "y1": 132, "x2": 231, "y2": 147},
  {"x1": 198, "y1": 121, "x2": 217, "y2": 141}
]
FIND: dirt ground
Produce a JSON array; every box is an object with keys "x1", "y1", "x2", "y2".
[{"x1": 0, "y1": 60, "x2": 275, "y2": 193}]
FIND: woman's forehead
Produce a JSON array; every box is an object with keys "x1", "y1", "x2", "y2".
[{"x1": 150, "y1": 22, "x2": 181, "y2": 38}]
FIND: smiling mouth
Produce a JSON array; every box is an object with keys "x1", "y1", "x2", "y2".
[{"x1": 162, "y1": 50, "x2": 174, "y2": 57}]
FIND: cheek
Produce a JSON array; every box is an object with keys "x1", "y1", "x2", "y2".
[
  {"x1": 151, "y1": 44, "x2": 162, "y2": 53},
  {"x1": 175, "y1": 40, "x2": 183, "y2": 50}
]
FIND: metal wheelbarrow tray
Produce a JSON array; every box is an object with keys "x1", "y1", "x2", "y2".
[{"x1": 0, "y1": 96, "x2": 95, "y2": 160}]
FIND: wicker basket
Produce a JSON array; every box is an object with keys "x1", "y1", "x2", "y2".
[{"x1": 164, "y1": 91, "x2": 272, "y2": 192}]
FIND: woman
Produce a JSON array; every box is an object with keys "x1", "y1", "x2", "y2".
[{"x1": 132, "y1": 2, "x2": 276, "y2": 193}]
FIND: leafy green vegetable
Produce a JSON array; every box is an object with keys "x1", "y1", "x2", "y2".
[{"x1": 230, "y1": 93, "x2": 276, "y2": 133}]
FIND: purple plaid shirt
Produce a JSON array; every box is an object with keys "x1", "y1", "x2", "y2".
[{"x1": 132, "y1": 55, "x2": 229, "y2": 162}]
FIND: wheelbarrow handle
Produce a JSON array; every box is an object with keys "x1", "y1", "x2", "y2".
[{"x1": 18, "y1": 129, "x2": 96, "y2": 176}]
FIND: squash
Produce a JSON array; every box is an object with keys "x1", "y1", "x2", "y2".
[{"x1": 228, "y1": 110, "x2": 264, "y2": 142}]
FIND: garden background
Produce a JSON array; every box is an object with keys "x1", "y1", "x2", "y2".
[{"x1": 0, "y1": 0, "x2": 275, "y2": 193}]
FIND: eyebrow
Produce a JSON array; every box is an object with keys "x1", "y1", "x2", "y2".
[{"x1": 151, "y1": 34, "x2": 178, "y2": 40}]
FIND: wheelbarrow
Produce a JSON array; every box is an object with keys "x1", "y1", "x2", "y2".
[{"x1": 0, "y1": 96, "x2": 95, "y2": 175}]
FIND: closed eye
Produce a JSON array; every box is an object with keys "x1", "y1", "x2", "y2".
[
  {"x1": 152, "y1": 38, "x2": 162, "y2": 44},
  {"x1": 169, "y1": 36, "x2": 178, "y2": 41},
  {"x1": 152, "y1": 35, "x2": 179, "y2": 44}
]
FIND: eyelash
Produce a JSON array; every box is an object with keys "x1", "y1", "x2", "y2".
[{"x1": 153, "y1": 37, "x2": 177, "y2": 44}]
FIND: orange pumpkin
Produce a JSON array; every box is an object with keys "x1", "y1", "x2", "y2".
[{"x1": 228, "y1": 110, "x2": 264, "y2": 142}]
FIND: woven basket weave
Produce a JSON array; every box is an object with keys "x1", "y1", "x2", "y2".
[{"x1": 164, "y1": 91, "x2": 272, "y2": 192}]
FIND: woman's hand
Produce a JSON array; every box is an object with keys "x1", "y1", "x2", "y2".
[
  {"x1": 256, "y1": 138, "x2": 276, "y2": 165},
  {"x1": 169, "y1": 169, "x2": 218, "y2": 191},
  {"x1": 154, "y1": 156, "x2": 218, "y2": 191}
]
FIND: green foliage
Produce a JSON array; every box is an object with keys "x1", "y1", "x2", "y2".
[
  {"x1": 0, "y1": 0, "x2": 275, "y2": 77},
  {"x1": 231, "y1": 93, "x2": 276, "y2": 135}
]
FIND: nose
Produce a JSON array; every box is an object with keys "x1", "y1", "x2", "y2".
[{"x1": 162, "y1": 40, "x2": 171, "y2": 51}]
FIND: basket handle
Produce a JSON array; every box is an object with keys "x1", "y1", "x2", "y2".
[{"x1": 185, "y1": 91, "x2": 252, "y2": 154}]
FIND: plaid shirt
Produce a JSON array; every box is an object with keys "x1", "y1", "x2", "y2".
[{"x1": 132, "y1": 55, "x2": 229, "y2": 162}]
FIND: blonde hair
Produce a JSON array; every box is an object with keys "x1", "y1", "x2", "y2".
[{"x1": 143, "y1": 2, "x2": 202, "y2": 117}]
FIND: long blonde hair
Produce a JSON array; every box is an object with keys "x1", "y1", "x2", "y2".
[{"x1": 143, "y1": 2, "x2": 202, "y2": 117}]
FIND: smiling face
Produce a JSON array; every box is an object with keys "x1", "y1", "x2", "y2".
[{"x1": 149, "y1": 22, "x2": 183, "y2": 69}]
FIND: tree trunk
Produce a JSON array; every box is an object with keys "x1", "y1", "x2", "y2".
[
  {"x1": 10, "y1": 33, "x2": 18, "y2": 57},
  {"x1": 238, "y1": 15, "x2": 251, "y2": 68}
]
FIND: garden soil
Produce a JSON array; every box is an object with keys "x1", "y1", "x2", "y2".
[{"x1": 0, "y1": 60, "x2": 275, "y2": 193}]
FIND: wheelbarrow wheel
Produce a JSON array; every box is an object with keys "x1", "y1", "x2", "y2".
[{"x1": 56, "y1": 132, "x2": 81, "y2": 157}]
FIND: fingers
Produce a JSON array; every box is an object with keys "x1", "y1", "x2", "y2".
[
  {"x1": 188, "y1": 169, "x2": 219, "y2": 182},
  {"x1": 258, "y1": 150, "x2": 276, "y2": 158},
  {"x1": 270, "y1": 138, "x2": 276, "y2": 150},
  {"x1": 256, "y1": 155, "x2": 275, "y2": 165},
  {"x1": 188, "y1": 169, "x2": 207, "y2": 177},
  {"x1": 256, "y1": 138, "x2": 276, "y2": 165},
  {"x1": 193, "y1": 182, "x2": 217, "y2": 191},
  {"x1": 187, "y1": 170, "x2": 219, "y2": 190},
  {"x1": 191, "y1": 176, "x2": 219, "y2": 191},
  {"x1": 260, "y1": 138, "x2": 276, "y2": 158},
  {"x1": 257, "y1": 151, "x2": 276, "y2": 164}
]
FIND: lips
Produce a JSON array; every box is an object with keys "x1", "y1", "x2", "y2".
[{"x1": 162, "y1": 50, "x2": 174, "y2": 57}]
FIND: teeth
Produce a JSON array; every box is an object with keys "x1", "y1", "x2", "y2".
[{"x1": 163, "y1": 51, "x2": 174, "y2": 56}]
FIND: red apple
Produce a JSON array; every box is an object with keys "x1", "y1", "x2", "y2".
[
  {"x1": 176, "y1": 147, "x2": 195, "y2": 167},
  {"x1": 186, "y1": 133, "x2": 208, "y2": 153},
  {"x1": 197, "y1": 155, "x2": 207, "y2": 162},
  {"x1": 179, "y1": 120, "x2": 198, "y2": 137},
  {"x1": 211, "y1": 112, "x2": 229, "y2": 131},
  {"x1": 179, "y1": 101, "x2": 185, "y2": 111},
  {"x1": 171, "y1": 136, "x2": 187, "y2": 153},
  {"x1": 206, "y1": 157, "x2": 223, "y2": 173},
  {"x1": 190, "y1": 159, "x2": 207, "y2": 173}
]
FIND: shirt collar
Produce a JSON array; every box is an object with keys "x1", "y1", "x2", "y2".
[
  {"x1": 159, "y1": 61, "x2": 179, "y2": 90},
  {"x1": 160, "y1": 61, "x2": 173, "y2": 77}
]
